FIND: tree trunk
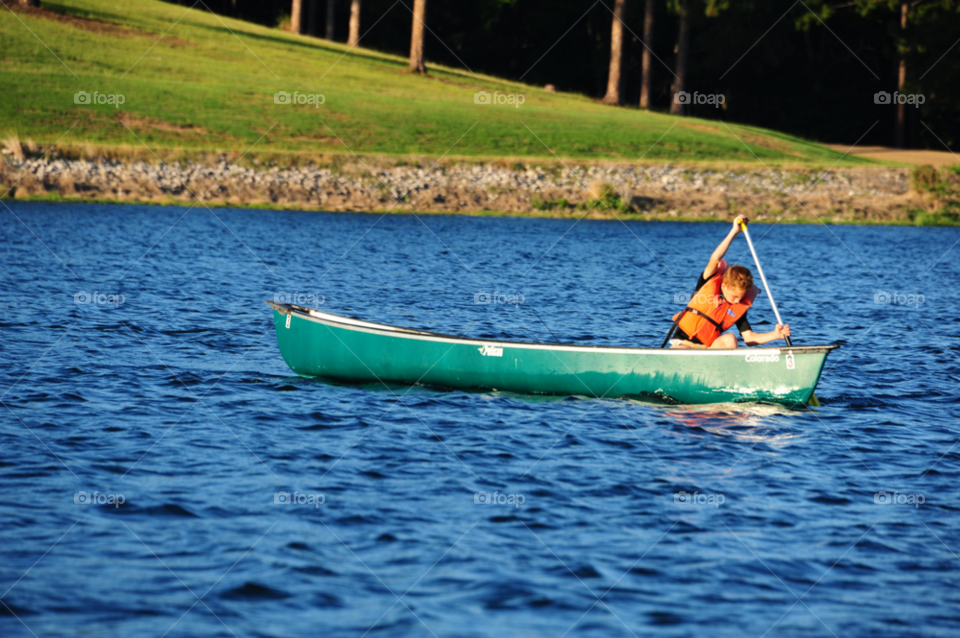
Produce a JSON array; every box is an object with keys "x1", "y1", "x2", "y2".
[
  {"x1": 896, "y1": 2, "x2": 908, "y2": 149},
  {"x1": 409, "y1": 0, "x2": 427, "y2": 73},
  {"x1": 602, "y1": 0, "x2": 627, "y2": 105},
  {"x1": 307, "y1": 0, "x2": 317, "y2": 36},
  {"x1": 639, "y1": 0, "x2": 654, "y2": 109},
  {"x1": 18, "y1": 0, "x2": 40, "y2": 6},
  {"x1": 290, "y1": 0, "x2": 302, "y2": 34},
  {"x1": 669, "y1": 0, "x2": 690, "y2": 115},
  {"x1": 326, "y1": 0, "x2": 336, "y2": 40},
  {"x1": 347, "y1": 0, "x2": 361, "y2": 47}
]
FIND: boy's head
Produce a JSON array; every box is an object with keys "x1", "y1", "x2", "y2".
[{"x1": 721, "y1": 266, "x2": 754, "y2": 304}]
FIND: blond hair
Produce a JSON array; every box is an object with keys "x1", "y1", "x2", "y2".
[{"x1": 723, "y1": 265, "x2": 753, "y2": 291}]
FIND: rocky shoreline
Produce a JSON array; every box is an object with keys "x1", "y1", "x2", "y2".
[{"x1": 0, "y1": 155, "x2": 933, "y2": 223}]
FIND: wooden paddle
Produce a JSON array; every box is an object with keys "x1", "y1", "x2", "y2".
[{"x1": 738, "y1": 219, "x2": 820, "y2": 406}]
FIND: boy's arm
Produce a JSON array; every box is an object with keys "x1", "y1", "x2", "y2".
[
  {"x1": 703, "y1": 215, "x2": 748, "y2": 280},
  {"x1": 741, "y1": 324, "x2": 791, "y2": 346}
]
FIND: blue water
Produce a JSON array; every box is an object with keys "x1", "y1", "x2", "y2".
[{"x1": 2, "y1": 201, "x2": 959, "y2": 637}]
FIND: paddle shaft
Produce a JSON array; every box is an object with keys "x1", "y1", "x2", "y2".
[
  {"x1": 660, "y1": 315, "x2": 682, "y2": 348},
  {"x1": 739, "y1": 222, "x2": 792, "y2": 348}
]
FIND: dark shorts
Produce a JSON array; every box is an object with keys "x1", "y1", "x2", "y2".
[{"x1": 673, "y1": 328, "x2": 703, "y2": 345}]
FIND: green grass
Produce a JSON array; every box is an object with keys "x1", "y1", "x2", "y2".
[
  {"x1": 1, "y1": 0, "x2": 873, "y2": 165},
  {"x1": 907, "y1": 164, "x2": 960, "y2": 225}
]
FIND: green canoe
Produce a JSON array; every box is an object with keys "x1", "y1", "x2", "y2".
[{"x1": 267, "y1": 302, "x2": 835, "y2": 406}]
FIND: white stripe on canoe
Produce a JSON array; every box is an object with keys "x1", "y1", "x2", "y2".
[{"x1": 288, "y1": 308, "x2": 809, "y2": 357}]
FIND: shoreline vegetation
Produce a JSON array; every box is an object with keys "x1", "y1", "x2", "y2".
[
  {"x1": 2, "y1": 145, "x2": 958, "y2": 225},
  {"x1": 3, "y1": 0, "x2": 956, "y2": 226},
  {"x1": 0, "y1": 1, "x2": 889, "y2": 171}
]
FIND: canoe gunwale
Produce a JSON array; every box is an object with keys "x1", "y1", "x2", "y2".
[{"x1": 266, "y1": 301, "x2": 839, "y2": 357}]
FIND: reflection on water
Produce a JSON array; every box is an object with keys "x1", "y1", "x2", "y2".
[{"x1": 655, "y1": 402, "x2": 806, "y2": 446}]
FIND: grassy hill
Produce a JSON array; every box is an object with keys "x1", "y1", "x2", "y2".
[{"x1": 1, "y1": 0, "x2": 868, "y2": 166}]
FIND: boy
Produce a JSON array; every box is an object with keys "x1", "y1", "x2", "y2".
[{"x1": 670, "y1": 216, "x2": 790, "y2": 349}]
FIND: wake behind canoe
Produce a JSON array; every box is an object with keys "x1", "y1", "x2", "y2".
[{"x1": 267, "y1": 302, "x2": 836, "y2": 406}]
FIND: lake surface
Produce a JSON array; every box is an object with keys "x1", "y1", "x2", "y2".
[{"x1": 1, "y1": 202, "x2": 958, "y2": 637}]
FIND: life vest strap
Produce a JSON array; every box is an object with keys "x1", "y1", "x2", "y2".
[{"x1": 686, "y1": 307, "x2": 726, "y2": 333}]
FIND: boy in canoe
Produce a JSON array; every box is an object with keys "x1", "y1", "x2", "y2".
[{"x1": 670, "y1": 216, "x2": 790, "y2": 349}]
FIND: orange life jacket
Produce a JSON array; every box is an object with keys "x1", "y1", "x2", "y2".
[{"x1": 672, "y1": 262, "x2": 759, "y2": 346}]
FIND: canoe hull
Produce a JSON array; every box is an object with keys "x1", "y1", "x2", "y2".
[{"x1": 269, "y1": 304, "x2": 834, "y2": 407}]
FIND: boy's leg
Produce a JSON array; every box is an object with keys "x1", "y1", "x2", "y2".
[
  {"x1": 670, "y1": 339, "x2": 707, "y2": 349},
  {"x1": 708, "y1": 334, "x2": 739, "y2": 349}
]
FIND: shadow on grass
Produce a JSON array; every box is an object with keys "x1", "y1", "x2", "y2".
[
  {"x1": 37, "y1": 0, "x2": 418, "y2": 75},
  {"x1": 183, "y1": 20, "x2": 416, "y2": 73}
]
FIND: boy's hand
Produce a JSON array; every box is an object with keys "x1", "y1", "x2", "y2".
[
  {"x1": 775, "y1": 324, "x2": 791, "y2": 340},
  {"x1": 732, "y1": 215, "x2": 749, "y2": 234}
]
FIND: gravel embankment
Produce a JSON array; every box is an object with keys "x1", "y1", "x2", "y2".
[{"x1": 1, "y1": 156, "x2": 921, "y2": 222}]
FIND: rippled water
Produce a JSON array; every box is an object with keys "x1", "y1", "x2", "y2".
[{"x1": 2, "y1": 202, "x2": 959, "y2": 637}]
